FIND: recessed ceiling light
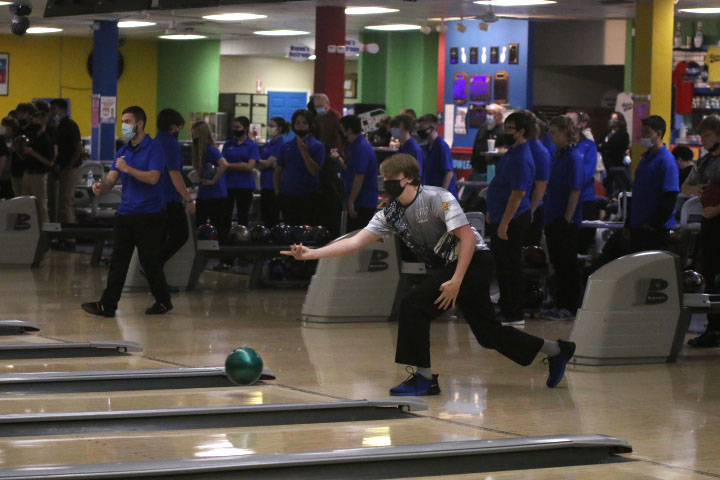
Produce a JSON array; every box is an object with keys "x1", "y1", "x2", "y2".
[
  {"x1": 202, "y1": 13, "x2": 267, "y2": 21},
  {"x1": 309, "y1": 54, "x2": 317, "y2": 60},
  {"x1": 474, "y1": 0, "x2": 556, "y2": 5},
  {"x1": 365, "y1": 24, "x2": 422, "y2": 31},
  {"x1": 118, "y1": 21, "x2": 157, "y2": 28},
  {"x1": 680, "y1": 8, "x2": 720, "y2": 14},
  {"x1": 428, "y1": 17, "x2": 462, "y2": 21},
  {"x1": 0, "y1": 1, "x2": 14, "y2": 5},
  {"x1": 26, "y1": 27, "x2": 63, "y2": 34},
  {"x1": 345, "y1": 7, "x2": 399, "y2": 15},
  {"x1": 158, "y1": 34, "x2": 207, "y2": 40},
  {"x1": 253, "y1": 29, "x2": 309, "y2": 36}
]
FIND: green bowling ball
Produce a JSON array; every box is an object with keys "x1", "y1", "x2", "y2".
[{"x1": 225, "y1": 347, "x2": 264, "y2": 386}]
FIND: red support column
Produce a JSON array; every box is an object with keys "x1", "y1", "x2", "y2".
[
  {"x1": 314, "y1": 6, "x2": 346, "y2": 111},
  {"x1": 436, "y1": 31, "x2": 446, "y2": 136}
]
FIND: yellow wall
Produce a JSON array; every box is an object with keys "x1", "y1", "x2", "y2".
[{"x1": 0, "y1": 35, "x2": 158, "y2": 138}]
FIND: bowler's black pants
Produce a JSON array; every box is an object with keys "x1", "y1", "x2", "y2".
[
  {"x1": 159, "y1": 201, "x2": 189, "y2": 267},
  {"x1": 545, "y1": 219, "x2": 580, "y2": 312},
  {"x1": 489, "y1": 210, "x2": 532, "y2": 321},
  {"x1": 630, "y1": 227, "x2": 670, "y2": 253},
  {"x1": 395, "y1": 250, "x2": 544, "y2": 368},
  {"x1": 101, "y1": 213, "x2": 170, "y2": 310}
]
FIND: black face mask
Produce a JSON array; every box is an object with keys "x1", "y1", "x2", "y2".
[
  {"x1": 501, "y1": 133, "x2": 515, "y2": 145},
  {"x1": 383, "y1": 179, "x2": 407, "y2": 198},
  {"x1": 294, "y1": 128, "x2": 309, "y2": 138},
  {"x1": 417, "y1": 128, "x2": 431, "y2": 140},
  {"x1": 233, "y1": 129, "x2": 245, "y2": 138},
  {"x1": 192, "y1": 138, "x2": 199, "y2": 146},
  {"x1": 172, "y1": 131, "x2": 180, "y2": 138},
  {"x1": 609, "y1": 120, "x2": 618, "y2": 129},
  {"x1": 710, "y1": 142, "x2": 720, "y2": 153}
]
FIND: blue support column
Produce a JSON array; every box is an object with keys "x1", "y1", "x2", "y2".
[{"x1": 91, "y1": 21, "x2": 118, "y2": 162}]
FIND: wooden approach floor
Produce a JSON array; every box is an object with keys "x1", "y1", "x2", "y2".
[{"x1": 0, "y1": 251, "x2": 719, "y2": 478}]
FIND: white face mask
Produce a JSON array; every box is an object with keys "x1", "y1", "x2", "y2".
[
  {"x1": 486, "y1": 115, "x2": 496, "y2": 128},
  {"x1": 316, "y1": 107, "x2": 327, "y2": 115},
  {"x1": 53, "y1": 114, "x2": 62, "y2": 123},
  {"x1": 640, "y1": 137, "x2": 654, "y2": 149},
  {"x1": 121, "y1": 123, "x2": 136, "y2": 141}
]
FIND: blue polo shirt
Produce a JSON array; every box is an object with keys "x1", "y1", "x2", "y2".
[
  {"x1": 156, "y1": 131, "x2": 184, "y2": 205},
  {"x1": 398, "y1": 138, "x2": 425, "y2": 177},
  {"x1": 196, "y1": 146, "x2": 227, "y2": 200},
  {"x1": 277, "y1": 136, "x2": 325, "y2": 196},
  {"x1": 422, "y1": 136, "x2": 458, "y2": 198},
  {"x1": 260, "y1": 137, "x2": 285, "y2": 191},
  {"x1": 487, "y1": 142, "x2": 535, "y2": 223},
  {"x1": 343, "y1": 135, "x2": 379, "y2": 209},
  {"x1": 541, "y1": 133, "x2": 557, "y2": 157},
  {"x1": 223, "y1": 137, "x2": 259, "y2": 190},
  {"x1": 528, "y1": 139, "x2": 551, "y2": 206},
  {"x1": 577, "y1": 137, "x2": 598, "y2": 203},
  {"x1": 630, "y1": 145, "x2": 680, "y2": 229},
  {"x1": 112, "y1": 135, "x2": 166, "y2": 215},
  {"x1": 544, "y1": 146, "x2": 585, "y2": 226}
]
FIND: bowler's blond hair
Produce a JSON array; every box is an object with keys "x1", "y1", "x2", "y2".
[{"x1": 380, "y1": 154, "x2": 421, "y2": 185}]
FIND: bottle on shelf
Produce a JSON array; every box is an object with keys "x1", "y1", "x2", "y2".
[
  {"x1": 86, "y1": 170, "x2": 94, "y2": 188},
  {"x1": 694, "y1": 21, "x2": 704, "y2": 49},
  {"x1": 674, "y1": 22, "x2": 682, "y2": 48}
]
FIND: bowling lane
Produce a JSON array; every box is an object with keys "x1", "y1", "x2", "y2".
[
  {"x1": 0, "y1": 385, "x2": 331, "y2": 414},
  {"x1": 0, "y1": 418, "x2": 507, "y2": 469},
  {"x1": 0, "y1": 335, "x2": 61, "y2": 345},
  {"x1": 0, "y1": 356, "x2": 169, "y2": 375}
]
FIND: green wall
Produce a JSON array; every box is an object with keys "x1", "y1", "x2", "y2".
[
  {"x1": 359, "y1": 31, "x2": 438, "y2": 116},
  {"x1": 157, "y1": 40, "x2": 220, "y2": 139}
]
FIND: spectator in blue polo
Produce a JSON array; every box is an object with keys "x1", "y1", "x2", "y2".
[
  {"x1": 486, "y1": 111, "x2": 536, "y2": 326},
  {"x1": 223, "y1": 116, "x2": 259, "y2": 227},
  {"x1": 524, "y1": 111, "x2": 550, "y2": 246},
  {"x1": 570, "y1": 112, "x2": 599, "y2": 254},
  {"x1": 418, "y1": 114, "x2": 457, "y2": 198},
  {"x1": 274, "y1": 109, "x2": 325, "y2": 226},
  {"x1": 542, "y1": 115, "x2": 585, "y2": 321},
  {"x1": 334, "y1": 114, "x2": 378, "y2": 231},
  {"x1": 256, "y1": 116, "x2": 289, "y2": 227},
  {"x1": 81, "y1": 105, "x2": 171, "y2": 318},
  {"x1": 391, "y1": 114, "x2": 424, "y2": 178},
  {"x1": 624, "y1": 115, "x2": 680, "y2": 253}
]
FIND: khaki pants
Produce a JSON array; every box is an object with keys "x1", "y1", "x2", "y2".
[
  {"x1": 21, "y1": 172, "x2": 49, "y2": 224},
  {"x1": 57, "y1": 167, "x2": 80, "y2": 224},
  {"x1": 11, "y1": 176, "x2": 22, "y2": 198}
]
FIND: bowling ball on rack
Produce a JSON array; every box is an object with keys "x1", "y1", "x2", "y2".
[
  {"x1": 290, "y1": 225, "x2": 313, "y2": 244},
  {"x1": 522, "y1": 245, "x2": 546, "y2": 267},
  {"x1": 267, "y1": 256, "x2": 288, "y2": 280},
  {"x1": 682, "y1": 270, "x2": 705, "y2": 294},
  {"x1": 524, "y1": 280, "x2": 545, "y2": 309},
  {"x1": 225, "y1": 347, "x2": 264, "y2": 386},
  {"x1": 250, "y1": 224, "x2": 271, "y2": 243},
  {"x1": 197, "y1": 223, "x2": 219, "y2": 240},
  {"x1": 229, "y1": 224, "x2": 251, "y2": 244},
  {"x1": 202, "y1": 162, "x2": 218, "y2": 181},
  {"x1": 311, "y1": 225, "x2": 332, "y2": 244},
  {"x1": 271, "y1": 224, "x2": 293, "y2": 244}
]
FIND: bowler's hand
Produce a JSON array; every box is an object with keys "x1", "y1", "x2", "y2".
[
  {"x1": 348, "y1": 203, "x2": 357, "y2": 219},
  {"x1": 703, "y1": 204, "x2": 720, "y2": 219},
  {"x1": 185, "y1": 201, "x2": 196, "y2": 215},
  {"x1": 281, "y1": 243, "x2": 314, "y2": 261},
  {"x1": 92, "y1": 182, "x2": 103, "y2": 196},
  {"x1": 435, "y1": 278, "x2": 461, "y2": 310}
]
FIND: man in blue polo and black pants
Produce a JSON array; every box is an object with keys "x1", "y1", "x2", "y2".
[
  {"x1": 625, "y1": 115, "x2": 680, "y2": 252},
  {"x1": 81, "y1": 106, "x2": 172, "y2": 317}
]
